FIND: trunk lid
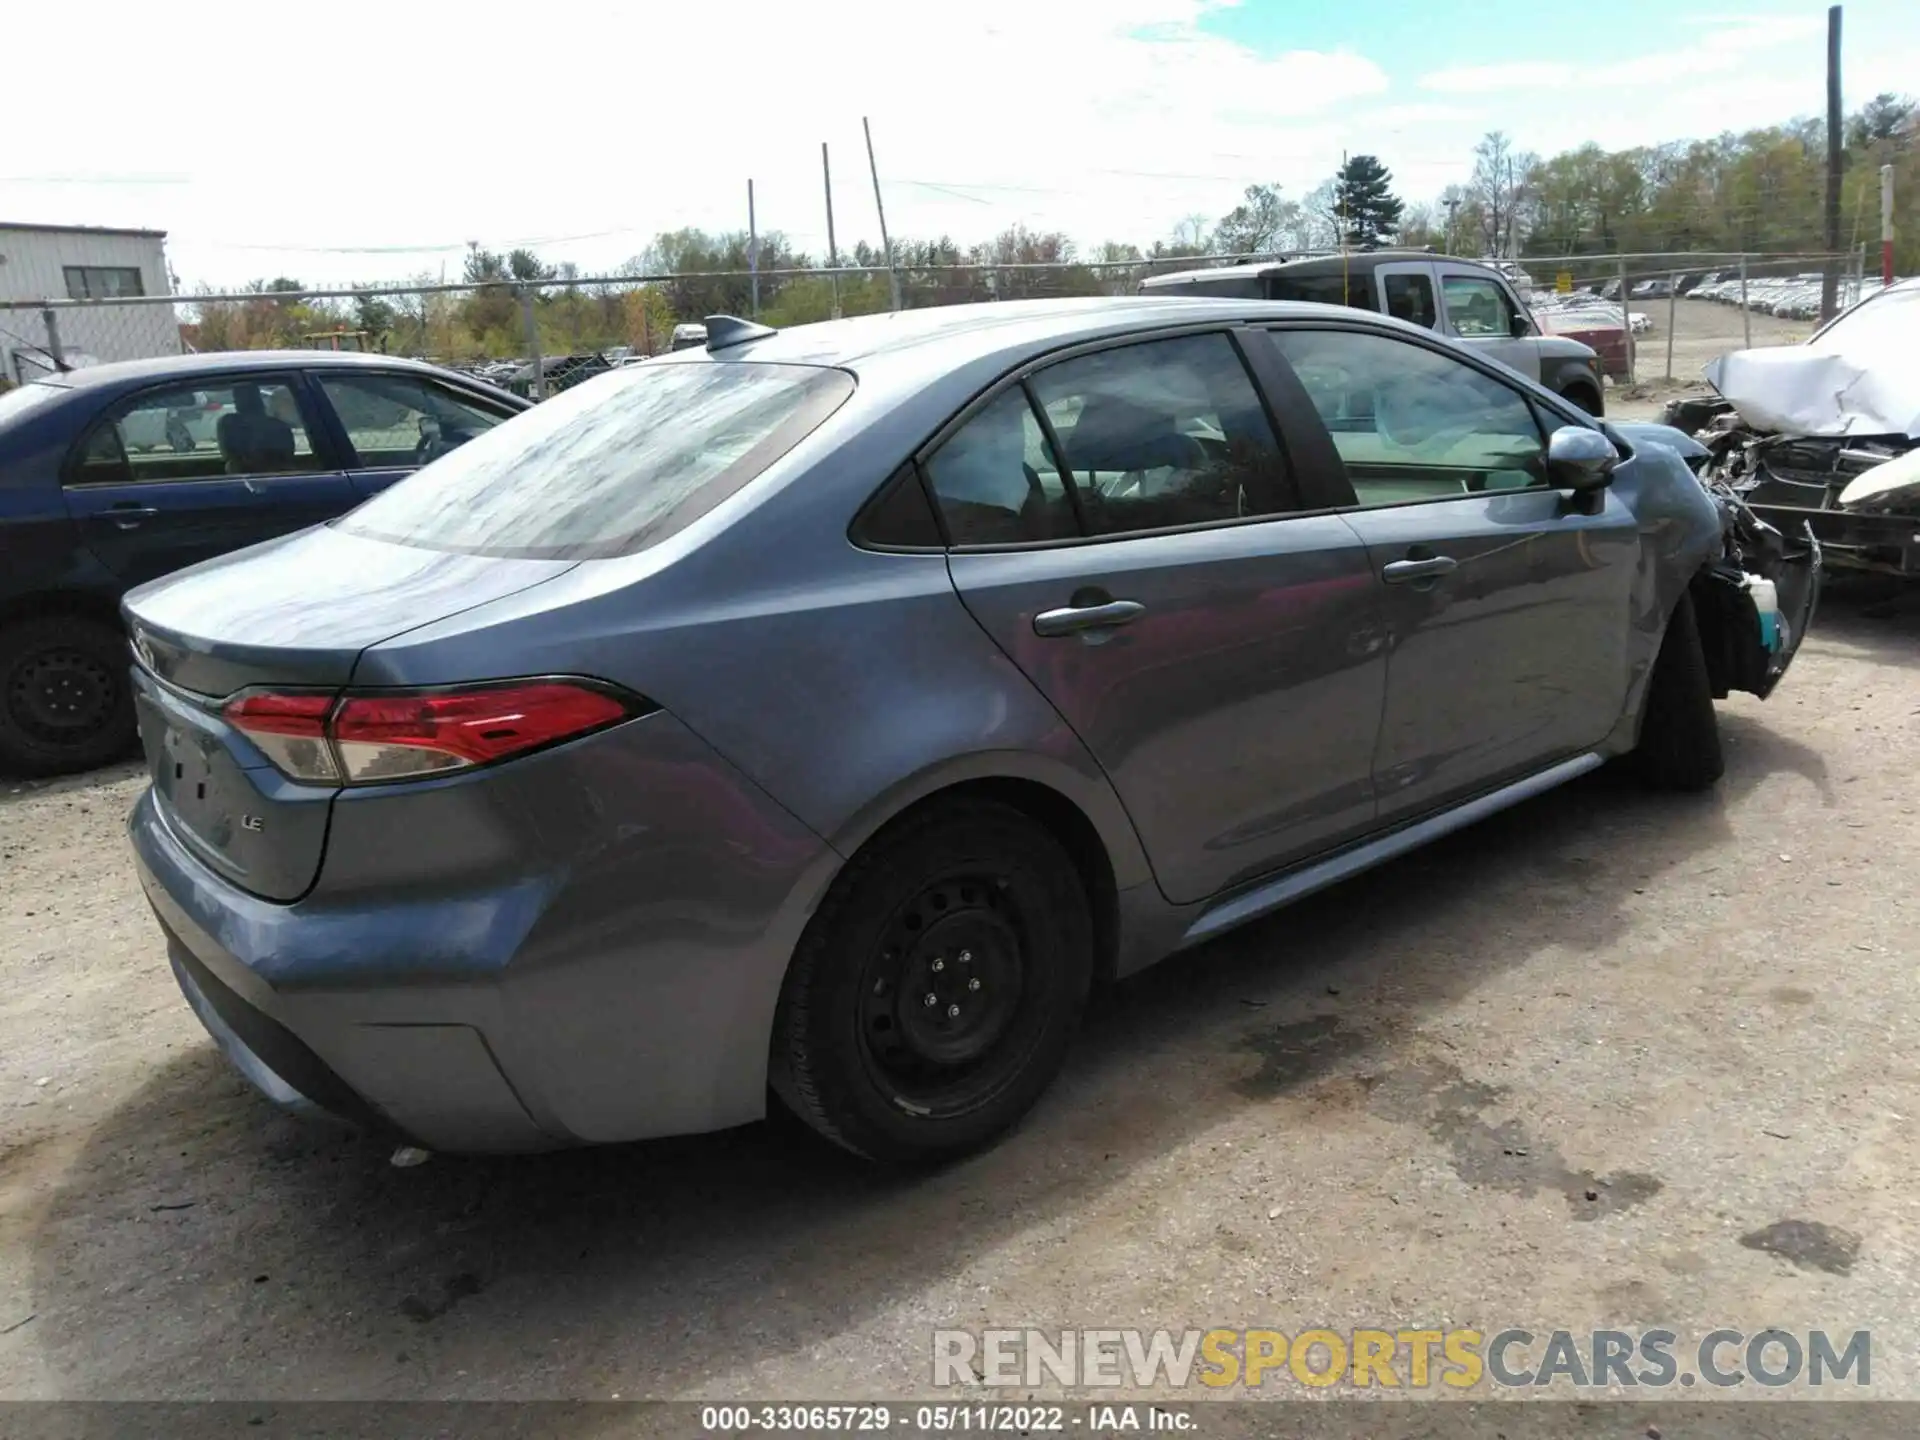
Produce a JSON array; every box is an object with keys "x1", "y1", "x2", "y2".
[{"x1": 124, "y1": 524, "x2": 576, "y2": 901}]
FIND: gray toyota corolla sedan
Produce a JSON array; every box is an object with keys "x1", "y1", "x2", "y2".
[{"x1": 123, "y1": 297, "x2": 1818, "y2": 1164}]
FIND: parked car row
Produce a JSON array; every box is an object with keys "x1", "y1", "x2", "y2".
[{"x1": 1692, "y1": 272, "x2": 1905, "y2": 320}]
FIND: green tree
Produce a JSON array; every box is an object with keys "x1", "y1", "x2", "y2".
[
  {"x1": 1212, "y1": 184, "x2": 1299, "y2": 256},
  {"x1": 1331, "y1": 155, "x2": 1404, "y2": 248}
]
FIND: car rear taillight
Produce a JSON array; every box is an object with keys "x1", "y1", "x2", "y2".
[
  {"x1": 224, "y1": 691, "x2": 340, "y2": 782},
  {"x1": 223, "y1": 680, "x2": 640, "y2": 786}
]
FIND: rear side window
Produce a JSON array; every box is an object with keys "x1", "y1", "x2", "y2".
[
  {"x1": 1035, "y1": 335, "x2": 1298, "y2": 535},
  {"x1": 1268, "y1": 273, "x2": 1377, "y2": 310},
  {"x1": 337, "y1": 362, "x2": 854, "y2": 560},
  {"x1": 69, "y1": 379, "x2": 323, "y2": 484},
  {"x1": 923, "y1": 334, "x2": 1299, "y2": 545},
  {"x1": 1383, "y1": 272, "x2": 1438, "y2": 329}
]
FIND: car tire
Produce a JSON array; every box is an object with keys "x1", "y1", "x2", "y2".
[
  {"x1": 0, "y1": 615, "x2": 138, "y2": 778},
  {"x1": 1629, "y1": 592, "x2": 1724, "y2": 791},
  {"x1": 1559, "y1": 382, "x2": 1602, "y2": 416},
  {"x1": 770, "y1": 798, "x2": 1093, "y2": 1165}
]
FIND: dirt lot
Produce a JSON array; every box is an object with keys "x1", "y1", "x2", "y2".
[
  {"x1": 1605, "y1": 297, "x2": 1814, "y2": 423},
  {"x1": 0, "y1": 577, "x2": 1916, "y2": 1407}
]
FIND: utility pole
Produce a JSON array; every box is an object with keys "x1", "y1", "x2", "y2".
[
  {"x1": 1444, "y1": 197, "x2": 1460, "y2": 256},
  {"x1": 822, "y1": 143, "x2": 842, "y2": 320},
  {"x1": 1883, "y1": 163, "x2": 1897, "y2": 285},
  {"x1": 1820, "y1": 4, "x2": 1844, "y2": 322},
  {"x1": 863, "y1": 116, "x2": 901, "y2": 312},
  {"x1": 747, "y1": 179, "x2": 760, "y2": 319}
]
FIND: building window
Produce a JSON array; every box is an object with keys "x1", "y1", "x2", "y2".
[{"x1": 63, "y1": 266, "x2": 145, "y2": 300}]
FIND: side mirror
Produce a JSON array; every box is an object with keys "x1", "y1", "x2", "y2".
[
  {"x1": 1509, "y1": 311, "x2": 1532, "y2": 338},
  {"x1": 1546, "y1": 425, "x2": 1618, "y2": 492}
]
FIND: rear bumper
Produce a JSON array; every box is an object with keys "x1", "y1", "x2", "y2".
[{"x1": 129, "y1": 711, "x2": 838, "y2": 1153}]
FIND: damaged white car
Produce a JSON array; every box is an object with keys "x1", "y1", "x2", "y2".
[{"x1": 1666, "y1": 276, "x2": 1920, "y2": 576}]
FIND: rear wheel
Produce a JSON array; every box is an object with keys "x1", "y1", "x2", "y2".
[
  {"x1": 1629, "y1": 592, "x2": 1724, "y2": 790},
  {"x1": 770, "y1": 799, "x2": 1093, "y2": 1165},
  {"x1": 0, "y1": 615, "x2": 137, "y2": 777}
]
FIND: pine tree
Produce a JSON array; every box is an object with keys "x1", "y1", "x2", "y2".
[{"x1": 1332, "y1": 155, "x2": 1406, "y2": 249}]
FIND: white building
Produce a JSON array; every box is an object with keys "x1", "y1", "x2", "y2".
[{"x1": 0, "y1": 221, "x2": 181, "y2": 384}]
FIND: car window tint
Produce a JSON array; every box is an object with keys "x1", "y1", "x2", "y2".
[
  {"x1": 1383, "y1": 271, "x2": 1438, "y2": 329},
  {"x1": 337, "y1": 361, "x2": 852, "y2": 561},
  {"x1": 317, "y1": 373, "x2": 508, "y2": 469},
  {"x1": 71, "y1": 380, "x2": 321, "y2": 485},
  {"x1": 1270, "y1": 329, "x2": 1546, "y2": 505},
  {"x1": 1267, "y1": 272, "x2": 1377, "y2": 310},
  {"x1": 923, "y1": 388, "x2": 1076, "y2": 546},
  {"x1": 1030, "y1": 334, "x2": 1299, "y2": 535},
  {"x1": 1441, "y1": 276, "x2": 1515, "y2": 337}
]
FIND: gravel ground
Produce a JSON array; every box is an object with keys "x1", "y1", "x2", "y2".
[
  {"x1": 1, "y1": 579, "x2": 1916, "y2": 1408},
  {"x1": 1605, "y1": 297, "x2": 1814, "y2": 424}
]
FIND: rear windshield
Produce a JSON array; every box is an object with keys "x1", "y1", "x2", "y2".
[
  {"x1": 337, "y1": 360, "x2": 854, "y2": 560},
  {"x1": 0, "y1": 381, "x2": 67, "y2": 429}
]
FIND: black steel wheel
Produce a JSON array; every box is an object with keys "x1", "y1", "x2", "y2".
[
  {"x1": 772, "y1": 799, "x2": 1093, "y2": 1164},
  {"x1": 0, "y1": 616, "x2": 138, "y2": 777}
]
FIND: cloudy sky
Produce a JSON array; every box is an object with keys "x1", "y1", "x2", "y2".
[{"x1": 5, "y1": 0, "x2": 1916, "y2": 288}]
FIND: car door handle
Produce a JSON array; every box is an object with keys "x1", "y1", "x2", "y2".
[
  {"x1": 1033, "y1": 600, "x2": 1146, "y2": 637},
  {"x1": 1382, "y1": 556, "x2": 1458, "y2": 583},
  {"x1": 107, "y1": 505, "x2": 159, "y2": 530}
]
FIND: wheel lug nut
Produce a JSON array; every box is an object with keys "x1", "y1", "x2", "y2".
[
  {"x1": 968, "y1": 978, "x2": 981, "y2": 991},
  {"x1": 959, "y1": 950, "x2": 972, "y2": 963},
  {"x1": 931, "y1": 958, "x2": 944, "y2": 973},
  {"x1": 947, "y1": 1004, "x2": 960, "y2": 1018},
  {"x1": 924, "y1": 993, "x2": 937, "y2": 1007}
]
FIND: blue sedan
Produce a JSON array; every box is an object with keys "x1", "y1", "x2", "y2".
[{"x1": 0, "y1": 352, "x2": 527, "y2": 775}]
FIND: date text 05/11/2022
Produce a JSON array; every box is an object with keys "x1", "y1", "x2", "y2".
[{"x1": 699, "y1": 1404, "x2": 1197, "y2": 1433}]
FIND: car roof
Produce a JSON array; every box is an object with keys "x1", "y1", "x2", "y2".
[
  {"x1": 676, "y1": 295, "x2": 1361, "y2": 370},
  {"x1": 42, "y1": 349, "x2": 480, "y2": 390},
  {"x1": 1142, "y1": 250, "x2": 1480, "y2": 288}
]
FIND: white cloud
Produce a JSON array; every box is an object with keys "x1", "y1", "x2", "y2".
[{"x1": 1, "y1": 2, "x2": 1913, "y2": 287}]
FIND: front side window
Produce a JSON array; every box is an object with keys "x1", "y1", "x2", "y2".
[
  {"x1": 338, "y1": 361, "x2": 853, "y2": 560},
  {"x1": 1270, "y1": 329, "x2": 1546, "y2": 506},
  {"x1": 316, "y1": 373, "x2": 509, "y2": 469},
  {"x1": 63, "y1": 266, "x2": 145, "y2": 300},
  {"x1": 69, "y1": 379, "x2": 321, "y2": 484},
  {"x1": 1441, "y1": 275, "x2": 1516, "y2": 337}
]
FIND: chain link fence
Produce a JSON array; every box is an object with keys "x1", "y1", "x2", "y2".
[{"x1": 0, "y1": 249, "x2": 1896, "y2": 400}]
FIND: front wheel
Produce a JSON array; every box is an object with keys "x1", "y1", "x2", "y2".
[
  {"x1": 1628, "y1": 591, "x2": 1724, "y2": 790},
  {"x1": 0, "y1": 615, "x2": 137, "y2": 777},
  {"x1": 770, "y1": 799, "x2": 1093, "y2": 1165}
]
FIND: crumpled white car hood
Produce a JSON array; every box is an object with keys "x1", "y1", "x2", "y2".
[{"x1": 1704, "y1": 278, "x2": 1920, "y2": 439}]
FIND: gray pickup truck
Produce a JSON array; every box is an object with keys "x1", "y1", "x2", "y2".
[{"x1": 1142, "y1": 251, "x2": 1606, "y2": 415}]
